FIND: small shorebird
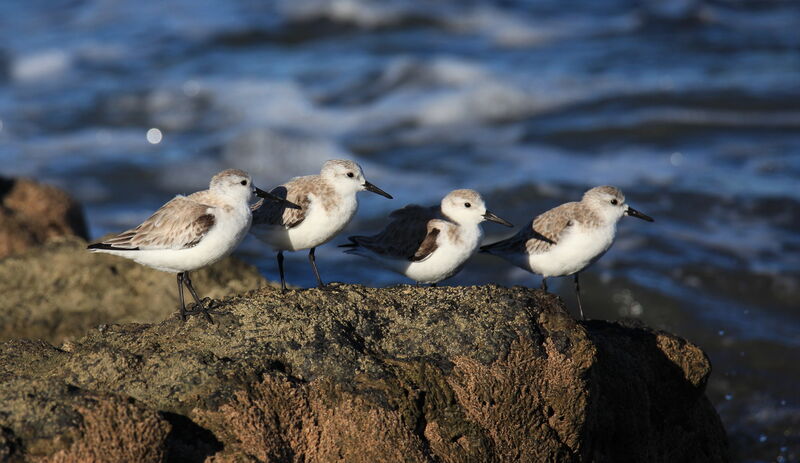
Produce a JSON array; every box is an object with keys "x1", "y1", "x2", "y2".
[
  {"x1": 480, "y1": 185, "x2": 653, "y2": 319},
  {"x1": 250, "y1": 159, "x2": 392, "y2": 290},
  {"x1": 341, "y1": 189, "x2": 513, "y2": 285},
  {"x1": 88, "y1": 169, "x2": 298, "y2": 322}
]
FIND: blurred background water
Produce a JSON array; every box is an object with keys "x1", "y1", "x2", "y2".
[{"x1": 1, "y1": 0, "x2": 798, "y2": 460}]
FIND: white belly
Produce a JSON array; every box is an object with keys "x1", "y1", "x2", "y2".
[
  {"x1": 527, "y1": 224, "x2": 616, "y2": 277},
  {"x1": 403, "y1": 239, "x2": 477, "y2": 283},
  {"x1": 252, "y1": 193, "x2": 358, "y2": 252}
]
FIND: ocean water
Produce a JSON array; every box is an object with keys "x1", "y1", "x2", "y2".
[{"x1": 1, "y1": 0, "x2": 798, "y2": 460}]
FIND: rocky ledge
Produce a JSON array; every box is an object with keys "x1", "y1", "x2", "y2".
[
  {"x1": 0, "y1": 283, "x2": 728, "y2": 462},
  {"x1": 0, "y1": 237, "x2": 268, "y2": 345}
]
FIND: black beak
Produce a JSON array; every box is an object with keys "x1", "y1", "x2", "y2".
[
  {"x1": 363, "y1": 181, "x2": 393, "y2": 199},
  {"x1": 625, "y1": 206, "x2": 654, "y2": 222},
  {"x1": 483, "y1": 210, "x2": 514, "y2": 227},
  {"x1": 255, "y1": 187, "x2": 302, "y2": 209}
]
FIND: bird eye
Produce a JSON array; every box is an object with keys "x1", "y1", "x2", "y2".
[
  {"x1": 241, "y1": 180, "x2": 248, "y2": 186},
  {"x1": 464, "y1": 202, "x2": 471, "y2": 208},
  {"x1": 347, "y1": 172, "x2": 354, "y2": 178},
  {"x1": 610, "y1": 199, "x2": 618, "y2": 205}
]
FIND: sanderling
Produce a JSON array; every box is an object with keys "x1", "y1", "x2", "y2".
[
  {"x1": 341, "y1": 189, "x2": 513, "y2": 285},
  {"x1": 480, "y1": 185, "x2": 653, "y2": 319},
  {"x1": 250, "y1": 159, "x2": 392, "y2": 290},
  {"x1": 88, "y1": 169, "x2": 298, "y2": 322}
]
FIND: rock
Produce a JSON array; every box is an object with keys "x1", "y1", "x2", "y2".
[
  {"x1": 0, "y1": 176, "x2": 89, "y2": 259},
  {"x1": 0, "y1": 236, "x2": 268, "y2": 345},
  {"x1": 0, "y1": 284, "x2": 729, "y2": 462}
]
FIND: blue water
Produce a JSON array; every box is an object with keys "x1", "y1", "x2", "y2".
[{"x1": 1, "y1": 1, "x2": 799, "y2": 460}]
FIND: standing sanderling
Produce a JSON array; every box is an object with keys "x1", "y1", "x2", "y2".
[
  {"x1": 88, "y1": 169, "x2": 298, "y2": 322},
  {"x1": 250, "y1": 159, "x2": 392, "y2": 290},
  {"x1": 480, "y1": 185, "x2": 653, "y2": 319},
  {"x1": 341, "y1": 189, "x2": 513, "y2": 285}
]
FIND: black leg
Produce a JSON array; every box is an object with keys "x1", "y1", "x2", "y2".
[
  {"x1": 277, "y1": 250, "x2": 287, "y2": 291},
  {"x1": 177, "y1": 272, "x2": 187, "y2": 321},
  {"x1": 541, "y1": 277, "x2": 548, "y2": 292},
  {"x1": 308, "y1": 247, "x2": 325, "y2": 288},
  {"x1": 183, "y1": 272, "x2": 213, "y2": 323},
  {"x1": 574, "y1": 273, "x2": 584, "y2": 320}
]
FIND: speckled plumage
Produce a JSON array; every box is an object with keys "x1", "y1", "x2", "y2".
[
  {"x1": 251, "y1": 175, "x2": 336, "y2": 229},
  {"x1": 481, "y1": 185, "x2": 633, "y2": 278},
  {"x1": 250, "y1": 159, "x2": 392, "y2": 289},
  {"x1": 482, "y1": 201, "x2": 602, "y2": 257},
  {"x1": 480, "y1": 185, "x2": 652, "y2": 319},
  {"x1": 98, "y1": 197, "x2": 215, "y2": 250}
]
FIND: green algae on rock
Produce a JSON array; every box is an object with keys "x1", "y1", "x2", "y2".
[{"x1": 0, "y1": 284, "x2": 728, "y2": 462}]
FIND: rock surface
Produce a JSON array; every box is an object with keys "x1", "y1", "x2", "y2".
[
  {"x1": 0, "y1": 236, "x2": 268, "y2": 345},
  {"x1": 0, "y1": 177, "x2": 89, "y2": 259},
  {"x1": 0, "y1": 284, "x2": 729, "y2": 462}
]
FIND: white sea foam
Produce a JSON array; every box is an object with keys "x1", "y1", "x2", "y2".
[
  {"x1": 448, "y1": 6, "x2": 641, "y2": 46},
  {"x1": 207, "y1": 79, "x2": 359, "y2": 136},
  {"x1": 12, "y1": 49, "x2": 71, "y2": 82},
  {"x1": 279, "y1": 0, "x2": 416, "y2": 28}
]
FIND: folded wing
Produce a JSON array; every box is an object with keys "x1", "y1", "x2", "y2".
[
  {"x1": 481, "y1": 203, "x2": 573, "y2": 255},
  {"x1": 346, "y1": 204, "x2": 442, "y2": 261},
  {"x1": 89, "y1": 196, "x2": 216, "y2": 251}
]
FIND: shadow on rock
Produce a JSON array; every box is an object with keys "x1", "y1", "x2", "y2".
[{"x1": 583, "y1": 319, "x2": 729, "y2": 462}]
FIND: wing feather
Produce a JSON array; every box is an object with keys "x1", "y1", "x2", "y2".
[
  {"x1": 524, "y1": 203, "x2": 576, "y2": 254},
  {"x1": 348, "y1": 204, "x2": 442, "y2": 261},
  {"x1": 92, "y1": 196, "x2": 216, "y2": 251},
  {"x1": 411, "y1": 225, "x2": 440, "y2": 262}
]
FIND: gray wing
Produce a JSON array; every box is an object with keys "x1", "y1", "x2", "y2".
[
  {"x1": 89, "y1": 196, "x2": 215, "y2": 251},
  {"x1": 346, "y1": 204, "x2": 441, "y2": 261}
]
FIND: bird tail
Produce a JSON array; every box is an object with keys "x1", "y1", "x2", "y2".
[
  {"x1": 87, "y1": 243, "x2": 139, "y2": 251},
  {"x1": 338, "y1": 236, "x2": 362, "y2": 248}
]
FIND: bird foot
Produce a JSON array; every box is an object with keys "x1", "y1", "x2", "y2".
[{"x1": 181, "y1": 298, "x2": 220, "y2": 323}]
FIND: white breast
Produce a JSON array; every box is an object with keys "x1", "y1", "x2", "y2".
[{"x1": 401, "y1": 222, "x2": 483, "y2": 284}]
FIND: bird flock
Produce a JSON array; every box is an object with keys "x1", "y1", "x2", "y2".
[{"x1": 88, "y1": 159, "x2": 653, "y2": 321}]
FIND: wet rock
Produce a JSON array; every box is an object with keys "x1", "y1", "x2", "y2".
[
  {"x1": 0, "y1": 176, "x2": 89, "y2": 259},
  {"x1": 0, "y1": 284, "x2": 729, "y2": 462},
  {"x1": 0, "y1": 236, "x2": 268, "y2": 345}
]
